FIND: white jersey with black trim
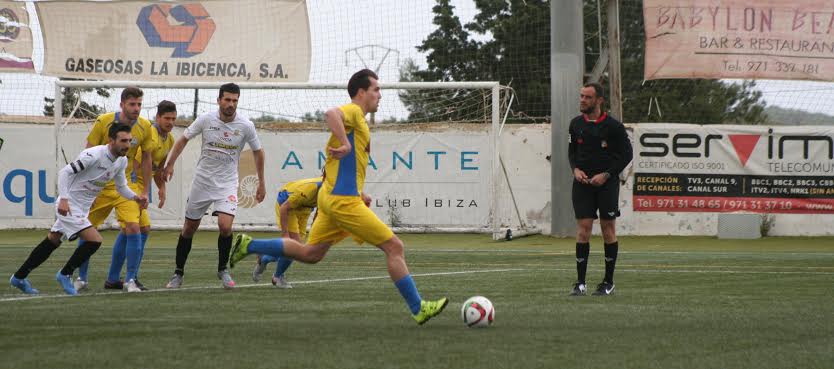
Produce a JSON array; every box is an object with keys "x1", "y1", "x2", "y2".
[
  {"x1": 184, "y1": 111, "x2": 262, "y2": 191},
  {"x1": 57, "y1": 145, "x2": 134, "y2": 212}
]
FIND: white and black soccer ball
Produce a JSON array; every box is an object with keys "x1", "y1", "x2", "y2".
[{"x1": 461, "y1": 296, "x2": 494, "y2": 328}]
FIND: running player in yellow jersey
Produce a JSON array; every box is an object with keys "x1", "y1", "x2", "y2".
[
  {"x1": 82, "y1": 101, "x2": 177, "y2": 292},
  {"x1": 252, "y1": 176, "x2": 323, "y2": 288},
  {"x1": 231, "y1": 70, "x2": 448, "y2": 324},
  {"x1": 74, "y1": 87, "x2": 154, "y2": 292}
]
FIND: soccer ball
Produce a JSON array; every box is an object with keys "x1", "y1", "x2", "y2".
[{"x1": 461, "y1": 296, "x2": 494, "y2": 328}]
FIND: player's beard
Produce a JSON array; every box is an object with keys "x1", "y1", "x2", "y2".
[
  {"x1": 110, "y1": 145, "x2": 128, "y2": 157},
  {"x1": 222, "y1": 106, "x2": 236, "y2": 119},
  {"x1": 580, "y1": 104, "x2": 596, "y2": 115}
]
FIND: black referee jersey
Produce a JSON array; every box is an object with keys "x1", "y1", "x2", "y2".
[{"x1": 567, "y1": 112, "x2": 633, "y2": 178}]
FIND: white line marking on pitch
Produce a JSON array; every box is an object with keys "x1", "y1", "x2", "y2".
[
  {"x1": 4, "y1": 266, "x2": 833, "y2": 303},
  {"x1": 0, "y1": 268, "x2": 526, "y2": 303},
  {"x1": 549, "y1": 268, "x2": 834, "y2": 275},
  {"x1": 337, "y1": 248, "x2": 834, "y2": 256}
]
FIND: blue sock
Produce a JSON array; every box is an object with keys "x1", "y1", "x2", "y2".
[
  {"x1": 77, "y1": 239, "x2": 89, "y2": 281},
  {"x1": 137, "y1": 233, "x2": 149, "y2": 278},
  {"x1": 394, "y1": 275, "x2": 422, "y2": 315},
  {"x1": 273, "y1": 257, "x2": 294, "y2": 278},
  {"x1": 124, "y1": 233, "x2": 142, "y2": 281},
  {"x1": 260, "y1": 254, "x2": 277, "y2": 264},
  {"x1": 247, "y1": 238, "x2": 284, "y2": 257},
  {"x1": 107, "y1": 232, "x2": 127, "y2": 282}
]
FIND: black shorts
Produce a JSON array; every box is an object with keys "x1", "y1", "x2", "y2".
[{"x1": 572, "y1": 178, "x2": 621, "y2": 220}]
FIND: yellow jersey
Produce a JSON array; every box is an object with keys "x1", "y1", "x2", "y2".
[
  {"x1": 86, "y1": 112, "x2": 154, "y2": 190},
  {"x1": 278, "y1": 177, "x2": 323, "y2": 209},
  {"x1": 132, "y1": 124, "x2": 175, "y2": 187},
  {"x1": 322, "y1": 103, "x2": 370, "y2": 197}
]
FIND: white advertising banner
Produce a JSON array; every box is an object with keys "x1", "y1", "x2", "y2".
[
  {"x1": 633, "y1": 124, "x2": 834, "y2": 213},
  {"x1": 644, "y1": 0, "x2": 834, "y2": 81},
  {"x1": 0, "y1": 1, "x2": 35, "y2": 71},
  {"x1": 0, "y1": 124, "x2": 492, "y2": 229},
  {"x1": 36, "y1": 0, "x2": 310, "y2": 82}
]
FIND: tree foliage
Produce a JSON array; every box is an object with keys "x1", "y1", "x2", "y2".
[
  {"x1": 406, "y1": 0, "x2": 767, "y2": 125},
  {"x1": 300, "y1": 110, "x2": 325, "y2": 123},
  {"x1": 43, "y1": 78, "x2": 110, "y2": 119},
  {"x1": 401, "y1": 0, "x2": 549, "y2": 123}
]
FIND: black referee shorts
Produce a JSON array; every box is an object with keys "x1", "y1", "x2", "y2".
[{"x1": 571, "y1": 177, "x2": 620, "y2": 220}]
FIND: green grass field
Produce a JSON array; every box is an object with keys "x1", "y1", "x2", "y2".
[{"x1": 1, "y1": 230, "x2": 832, "y2": 369}]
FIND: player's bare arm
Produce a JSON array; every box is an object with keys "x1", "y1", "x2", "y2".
[
  {"x1": 153, "y1": 165, "x2": 167, "y2": 208},
  {"x1": 115, "y1": 169, "x2": 148, "y2": 209},
  {"x1": 140, "y1": 149, "x2": 152, "y2": 196},
  {"x1": 278, "y1": 201, "x2": 292, "y2": 238},
  {"x1": 325, "y1": 108, "x2": 351, "y2": 159},
  {"x1": 253, "y1": 149, "x2": 266, "y2": 203},
  {"x1": 162, "y1": 136, "x2": 189, "y2": 182}
]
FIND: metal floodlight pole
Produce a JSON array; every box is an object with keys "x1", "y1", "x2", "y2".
[{"x1": 607, "y1": 0, "x2": 623, "y2": 121}]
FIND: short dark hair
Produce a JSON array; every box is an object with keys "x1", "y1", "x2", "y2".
[
  {"x1": 219, "y1": 83, "x2": 240, "y2": 98},
  {"x1": 108, "y1": 123, "x2": 132, "y2": 139},
  {"x1": 583, "y1": 82, "x2": 605, "y2": 100},
  {"x1": 156, "y1": 100, "x2": 177, "y2": 116},
  {"x1": 121, "y1": 87, "x2": 143, "y2": 102},
  {"x1": 347, "y1": 69, "x2": 378, "y2": 98}
]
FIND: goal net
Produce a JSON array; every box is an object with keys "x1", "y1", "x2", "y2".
[{"x1": 53, "y1": 80, "x2": 539, "y2": 240}]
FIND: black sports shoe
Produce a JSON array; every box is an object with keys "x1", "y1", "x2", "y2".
[
  {"x1": 104, "y1": 279, "x2": 124, "y2": 290},
  {"x1": 592, "y1": 281, "x2": 615, "y2": 296},
  {"x1": 569, "y1": 282, "x2": 587, "y2": 296},
  {"x1": 133, "y1": 279, "x2": 149, "y2": 291}
]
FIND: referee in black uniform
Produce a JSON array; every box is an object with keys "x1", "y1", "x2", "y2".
[{"x1": 568, "y1": 83, "x2": 632, "y2": 296}]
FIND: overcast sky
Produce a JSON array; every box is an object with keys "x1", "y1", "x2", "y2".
[
  {"x1": 1, "y1": 0, "x2": 832, "y2": 120},
  {"x1": 0, "y1": 0, "x2": 486, "y2": 121}
]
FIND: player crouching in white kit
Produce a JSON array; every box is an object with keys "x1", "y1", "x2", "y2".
[
  {"x1": 161, "y1": 83, "x2": 266, "y2": 289},
  {"x1": 9, "y1": 124, "x2": 148, "y2": 295}
]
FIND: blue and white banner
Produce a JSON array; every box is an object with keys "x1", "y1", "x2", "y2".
[{"x1": 0, "y1": 124, "x2": 493, "y2": 229}]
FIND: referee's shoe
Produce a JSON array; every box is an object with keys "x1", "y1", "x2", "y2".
[
  {"x1": 569, "y1": 282, "x2": 586, "y2": 296},
  {"x1": 592, "y1": 281, "x2": 615, "y2": 296}
]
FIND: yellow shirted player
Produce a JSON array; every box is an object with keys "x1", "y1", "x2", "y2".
[
  {"x1": 252, "y1": 176, "x2": 323, "y2": 288},
  {"x1": 97, "y1": 100, "x2": 177, "y2": 292},
  {"x1": 275, "y1": 177, "x2": 322, "y2": 240},
  {"x1": 126, "y1": 101, "x2": 176, "y2": 230},
  {"x1": 231, "y1": 69, "x2": 448, "y2": 324},
  {"x1": 74, "y1": 87, "x2": 154, "y2": 293}
]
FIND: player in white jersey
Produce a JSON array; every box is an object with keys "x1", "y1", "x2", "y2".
[
  {"x1": 161, "y1": 83, "x2": 265, "y2": 289},
  {"x1": 9, "y1": 124, "x2": 148, "y2": 295}
]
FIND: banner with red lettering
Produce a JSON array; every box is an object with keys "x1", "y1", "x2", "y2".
[
  {"x1": 644, "y1": 0, "x2": 834, "y2": 81},
  {"x1": 0, "y1": 1, "x2": 34, "y2": 72},
  {"x1": 633, "y1": 124, "x2": 834, "y2": 213},
  {"x1": 36, "y1": 0, "x2": 310, "y2": 82}
]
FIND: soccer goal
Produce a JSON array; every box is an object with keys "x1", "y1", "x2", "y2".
[{"x1": 53, "y1": 80, "x2": 540, "y2": 240}]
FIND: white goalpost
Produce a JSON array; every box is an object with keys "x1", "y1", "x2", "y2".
[{"x1": 53, "y1": 80, "x2": 540, "y2": 240}]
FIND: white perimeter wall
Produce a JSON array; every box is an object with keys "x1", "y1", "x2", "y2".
[{"x1": 0, "y1": 122, "x2": 830, "y2": 236}]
